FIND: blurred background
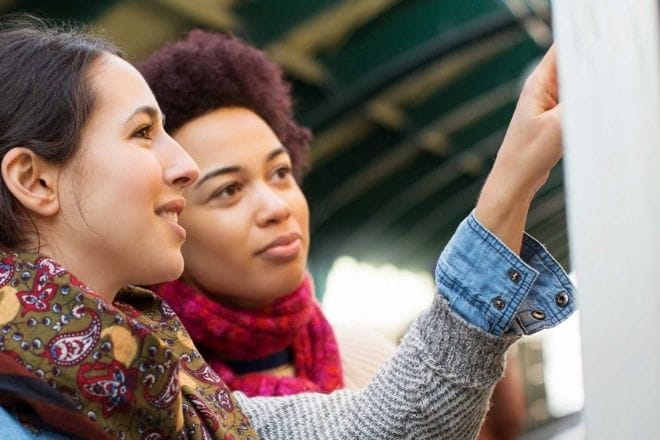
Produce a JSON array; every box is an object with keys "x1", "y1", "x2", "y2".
[{"x1": 0, "y1": 0, "x2": 582, "y2": 438}]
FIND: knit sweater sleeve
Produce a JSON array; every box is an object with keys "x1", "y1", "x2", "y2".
[{"x1": 234, "y1": 295, "x2": 518, "y2": 440}]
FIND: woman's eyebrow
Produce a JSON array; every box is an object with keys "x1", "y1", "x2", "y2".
[
  {"x1": 195, "y1": 147, "x2": 288, "y2": 189},
  {"x1": 195, "y1": 166, "x2": 241, "y2": 189},
  {"x1": 266, "y1": 147, "x2": 287, "y2": 162},
  {"x1": 124, "y1": 105, "x2": 160, "y2": 124}
]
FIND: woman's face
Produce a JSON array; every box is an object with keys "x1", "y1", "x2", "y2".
[
  {"x1": 173, "y1": 107, "x2": 310, "y2": 309},
  {"x1": 56, "y1": 54, "x2": 199, "y2": 293}
]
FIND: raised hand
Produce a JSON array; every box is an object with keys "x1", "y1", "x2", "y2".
[{"x1": 474, "y1": 46, "x2": 562, "y2": 253}]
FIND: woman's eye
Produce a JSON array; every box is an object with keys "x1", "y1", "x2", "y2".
[
  {"x1": 132, "y1": 124, "x2": 153, "y2": 139},
  {"x1": 273, "y1": 166, "x2": 292, "y2": 180},
  {"x1": 212, "y1": 183, "x2": 242, "y2": 200}
]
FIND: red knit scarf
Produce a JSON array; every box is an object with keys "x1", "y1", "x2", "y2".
[{"x1": 152, "y1": 276, "x2": 343, "y2": 397}]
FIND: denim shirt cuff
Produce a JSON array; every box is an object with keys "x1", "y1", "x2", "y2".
[{"x1": 435, "y1": 211, "x2": 576, "y2": 336}]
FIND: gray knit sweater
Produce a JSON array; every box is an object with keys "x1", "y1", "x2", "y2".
[{"x1": 235, "y1": 295, "x2": 519, "y2": 439}]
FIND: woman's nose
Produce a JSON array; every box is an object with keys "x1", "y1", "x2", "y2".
[
  {"x1": 255, "y1": 186, "x2": 291, "y2": 227},
  {"x1": 163, "y1": 137, "x2": 200, "y2": 189}
]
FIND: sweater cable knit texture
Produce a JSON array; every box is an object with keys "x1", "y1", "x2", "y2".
[{"x1": 234, "y1": 294, "x2": 518, "y2": 439}]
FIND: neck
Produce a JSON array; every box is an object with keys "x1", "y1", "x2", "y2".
[
  {"x1": 37, "y1": 240, "x2": 122, "y2": 303},
  {"x1": 180, "y1": 273, "x2": 278, "y2": 310}
]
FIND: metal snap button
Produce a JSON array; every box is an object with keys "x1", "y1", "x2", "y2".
[
  {"x1": 531, "y1": 310, "x2": 546, "y2": 320},
  {"x1": 509, "y1": 269, "x2": 521, "y2": 282},
  {"x1": 555, "y1": 292, "x2": 569, "y2": 307},
  {"x1": 492, "y1": 297, "x2": 506, "y2": 310}
]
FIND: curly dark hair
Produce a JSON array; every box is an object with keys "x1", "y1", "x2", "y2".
[{"x1": 138, "y1": 30, "x2": 311, "y2": 180}]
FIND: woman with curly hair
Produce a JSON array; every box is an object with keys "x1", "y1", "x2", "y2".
[
  {"x1": 138, "y1": 31, "x2": 572, "y2": 438},
  {"x1": 141, "y1": 31, "x2": 398, "y2": 397}
]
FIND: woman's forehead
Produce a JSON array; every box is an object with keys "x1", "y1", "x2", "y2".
[
  {"x1": 87, "y1": 54, "x2": 159, "y2": 121},
  {"x1": 175, "y1": 108, "x2": 283, "y2": 162}
]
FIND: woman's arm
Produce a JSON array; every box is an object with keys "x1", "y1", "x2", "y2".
[
  {"x1": 475, "y1": 47, "x2": 561, "y2": 253},
  {"x1": 236, "y1": 47, "x2": 570, "y2": 440},
  {"x1": 236, "y1": 295, "x2": 517, "y2": 440},
  {"x1": 237, "y1": 218, "x2": 572, "y2": 439}
]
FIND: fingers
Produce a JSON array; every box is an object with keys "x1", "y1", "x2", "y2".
[
  {"x1": 536, "y1": 45, "x2": 557, "y2": 81},
  {"x1": 521, "y1": 46, "x2": 559, "y2": 115},
  {"x1": 540, "y1": 46, "x2": 559, "y2": 104}
]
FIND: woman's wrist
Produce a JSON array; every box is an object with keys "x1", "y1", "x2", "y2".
[{"x1": 474, "y1": 172, "x2": 536, "y2": 254}]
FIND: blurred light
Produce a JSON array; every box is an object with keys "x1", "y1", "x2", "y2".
[
  {"x1": 543, "y1": 271, "x2": 584, "y2": 418},
  {"x1": 322, "y1": 256, "x2": 435, "y2": 344}
]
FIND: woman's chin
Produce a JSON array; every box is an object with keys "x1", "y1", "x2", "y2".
[
  {"x1": 231, "y1": 273, "x2": 306, "y2": 308},
  {"x1": 142, "y1": 254, "x2": 185, "y2": 285},
  {"x1": 270, "y1": 271, "x2": 307, "y2": 298}
]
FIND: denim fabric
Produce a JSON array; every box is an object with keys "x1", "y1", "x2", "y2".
[
  {"x1": 0, "y1": 407, "x2": 67, "y2": 440},
  {"x1": 436, "y1": 211, "x2": 576, "y2": 335}
]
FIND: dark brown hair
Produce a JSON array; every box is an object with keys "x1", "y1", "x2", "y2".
[
  {"x1": 138, "y1": 30, "x2": 311, "y2": 181},
  {"x1": 0, "y1": 16, "x2": 120, "y2": 249}
]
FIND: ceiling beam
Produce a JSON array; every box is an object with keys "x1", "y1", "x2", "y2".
[
  {"x1": 342, "y1": 129, "x2": 506, "y2": 254},
  {"x1": 503, "y1": 0, "x2": 552, "y2": 46},
  {"x1": 94, "y1": 1, "x2": 190, "y2": 60},
  {"x1": 303, "y1": 9, "x2": 527, "y2": 129},
  {"x1": 311, "y1": 27, "x2": 525, "y2": 164},
  {"x1": 267, "y1": 0, "x2": 402, "y2": 84},
  {"x1": 311, "y1": 80, "x2": 519, "y2": 228},
  {"x1": 157, "y1": 0, "x2": 241, "y2": 31}
]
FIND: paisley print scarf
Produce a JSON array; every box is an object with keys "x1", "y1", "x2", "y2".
[
  {"x1": 0, "y1": 350, "x2": 115, "y2": 439},
  {"x1": 152, "y1": 276, "x2": 343, "y2": 397},
  {"x1": 0, "y1": 251, "x2": 259, "y2": 440}
]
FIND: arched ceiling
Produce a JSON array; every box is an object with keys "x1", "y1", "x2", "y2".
[{"x1": 1, "y1": 0, "x2": 568, "y2": 291}]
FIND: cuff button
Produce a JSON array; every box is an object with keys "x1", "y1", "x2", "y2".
[
  {"x1": 556, "y1": 292, "x2": 570, "y2": 307},
  {"x1": 509, "y1": 269, "x2": 521, "y2": 282},
  {"x1": 492, "y1": 297, "x2": 506, "y2": 310},
  {"x1": 531, "y1": 310, "x2": 546, "y2": 320}
]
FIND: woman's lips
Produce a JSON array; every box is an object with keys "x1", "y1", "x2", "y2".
[
  {"x1": 155, "y1": 198, "x2": 187, "y2": 240},
  {"x1": 256, "y1": 233, "x2": 302, "y2": 261},
  {"x1": 161, "y1": 217, "x2": 186, "y2": 240}
]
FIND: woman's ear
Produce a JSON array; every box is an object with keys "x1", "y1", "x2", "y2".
[{"x1": 1, "y1": 147, "x2": 60, "y2": 217}]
